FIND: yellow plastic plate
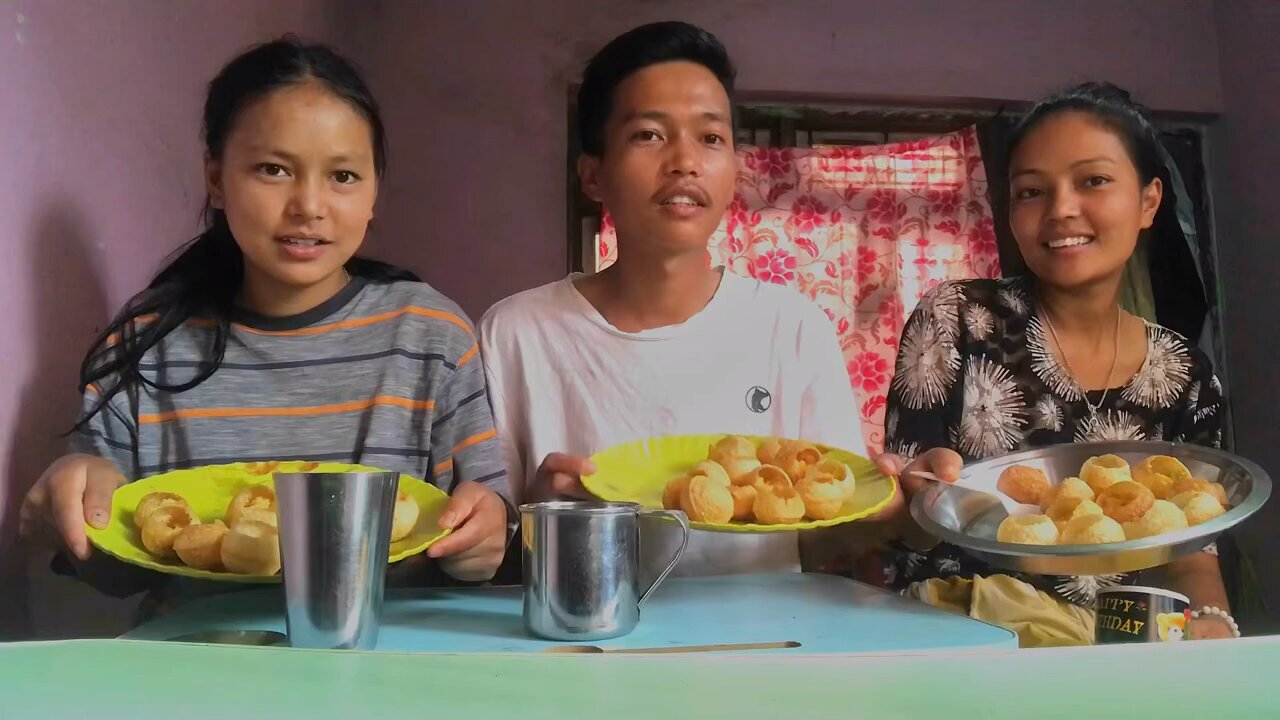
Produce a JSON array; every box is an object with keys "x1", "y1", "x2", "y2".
[
  {"x1": 583, "y1": 435, "x2": 897, "y2": 532},
  {"x1": 85, "y1": 461, "x2": 451, "y2": 583}
]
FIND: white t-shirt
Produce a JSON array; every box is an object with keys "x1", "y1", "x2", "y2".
[{"x1": 479, "y1": 270, "x2": 867, "y2": 577}]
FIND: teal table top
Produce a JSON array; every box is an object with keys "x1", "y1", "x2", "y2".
[
  {"x1": 2, "y1": 635, "x2": 1276, "y2": 718},
  {"x1": 123, "y1": 572, "x2": 1017, "y2": 653}
]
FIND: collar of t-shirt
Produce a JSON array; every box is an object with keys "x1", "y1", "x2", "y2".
[
  {"x1": 562, "y1": 267, "x2": 743, "y2": 341},
  {"x1": 230, "y1": 277, "x2": 369, "y2": 331}
]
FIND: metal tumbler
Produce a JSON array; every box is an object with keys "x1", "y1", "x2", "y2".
[{"x1": 274, "y1": 471, "x2": 399, "y2": 650}]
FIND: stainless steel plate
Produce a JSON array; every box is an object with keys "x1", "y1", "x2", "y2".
[{"x1": 909, "y1": 441, "x2": 1271, "y2": 576}]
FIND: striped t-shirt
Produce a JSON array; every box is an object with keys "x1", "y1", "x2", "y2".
[{"x1": 73, "y1": 277, "x2": 507, "y2": 498}]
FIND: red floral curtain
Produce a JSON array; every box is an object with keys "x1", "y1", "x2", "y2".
[{"x1": 597, "y1": 127, "x2": 1001, "y2": 452}]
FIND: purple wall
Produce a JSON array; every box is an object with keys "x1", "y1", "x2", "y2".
[
  {"x1": 0, "y1": 0, "x2": 1229, "y2": 638},
  {"x1": 1212, "y1": 0, "x2": 1280, "y2": 620},
  {"x1": 0, "y1": 0, "x2": 336, "y2": 638}
]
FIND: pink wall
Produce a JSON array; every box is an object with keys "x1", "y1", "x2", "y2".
[
  {"x1": 1212, "y1": 0, "x2": 1280, "y2": 623},
  {"x1": 0, "y1": 0, "x2": 1228, "y2": 638},
  {"x1": 347, "y1": 0, "x2": 1222, "y2": 318},
  {"x1": 0, "y1": 0, "x2": 337, "y2": 638}
]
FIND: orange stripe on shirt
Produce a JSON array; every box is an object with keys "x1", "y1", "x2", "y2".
[
  {"x1": 452, "y1": 428, "x2": 497, "y2": 454},
  {"x1": 238, "y1": 307, "x2": 473, "y2": 338},
  {"x1": 105, "y1": 314, "x2": 162, "y2": 346},
  {"x1": 138, "y1": 396, "x2": 435, "y2": 425},
  {"x1": 432, "y1": 429, "x2": 497, "y2": 478},
  {"x1": 457, "y1": 344, "x2": 479, "y2": 367},
  {"x1": 106, "y1": 307, "x2": 471, "y2": 345}
]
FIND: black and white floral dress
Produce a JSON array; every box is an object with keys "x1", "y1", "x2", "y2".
[{"x1": 885, "y1": 277, "x2": 1224, "y2": 606}]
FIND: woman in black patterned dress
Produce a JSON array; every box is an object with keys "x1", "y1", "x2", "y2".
[{"x1": 884, "y1": 83, "x2": 1233, "y2": 641}]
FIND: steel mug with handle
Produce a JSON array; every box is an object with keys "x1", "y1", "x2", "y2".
[{"x1": 520, "y1": 501, "x2": 689, "y2": 641}]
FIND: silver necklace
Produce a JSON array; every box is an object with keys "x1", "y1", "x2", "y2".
[{"x1": 1040, "y1": 301, "x2": 1121, "y2": 420}]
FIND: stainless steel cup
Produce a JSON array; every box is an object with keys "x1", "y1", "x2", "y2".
[
  {"x1": 274, "y1": 471, "x2": 398, "y2": 650},
  {"x1": 520, "y1": 501, "x2": 689, "y2": 641}
]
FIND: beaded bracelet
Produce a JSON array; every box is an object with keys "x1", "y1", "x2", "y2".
[{"x1": 1190, "y1": 606, "x2": 1242, "y2": 638}]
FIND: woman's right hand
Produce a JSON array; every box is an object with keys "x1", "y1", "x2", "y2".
[
  {"x1": 895, "y1": 447, "x2": 964, "y2": 497},
  {"x1": 18, "y1": 454, "x2": 124, "y2": 560},
  {"x1": 528, "y1": 453, "x2": 597, "y2": 503}
]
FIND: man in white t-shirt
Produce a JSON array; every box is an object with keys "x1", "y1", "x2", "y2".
[{"x1": 480, "y1": 22, "x2": 913, "y2": 576}]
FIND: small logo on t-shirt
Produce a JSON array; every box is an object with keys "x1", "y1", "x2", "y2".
[{"x1": 746, "y1": 386, "x2": 772, "y2": 413}]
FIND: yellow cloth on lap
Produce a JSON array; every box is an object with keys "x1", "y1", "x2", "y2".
[{"x1": 905, "y1": 574, "x2": 1095, "y2": 648}]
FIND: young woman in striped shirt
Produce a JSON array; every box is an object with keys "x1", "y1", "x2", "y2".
[{"x1": 19, "y1": 38, "x2": 512, "y2": 607}]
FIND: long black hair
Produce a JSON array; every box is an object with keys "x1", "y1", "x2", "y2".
[
  {"x1": 76, "y1": 36, "x2": 416, "y2": 430},
  {"x1": 1008, "y1": 81, "x2": 1164, "y2": 186}
]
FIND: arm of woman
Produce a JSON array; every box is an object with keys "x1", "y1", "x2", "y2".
[
  {"x1": 21, "y1": 384, "x2": 166, "y2": 597},
  {"x1": 425, "y1": 337, "x2": 517, "y2": 583},
  {"x1": 881, "y1": 295, "x2": 966, "y2": 537},
  {"x1": 1160, "y1": 552, "x2": 1232, "y2": 638},
  {"x1": 22, "y1": 392, "x2": 133, "y2": 560},
  {"x1": 1160, "y1": 363, "x2": 1233, "y2": 638}
]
